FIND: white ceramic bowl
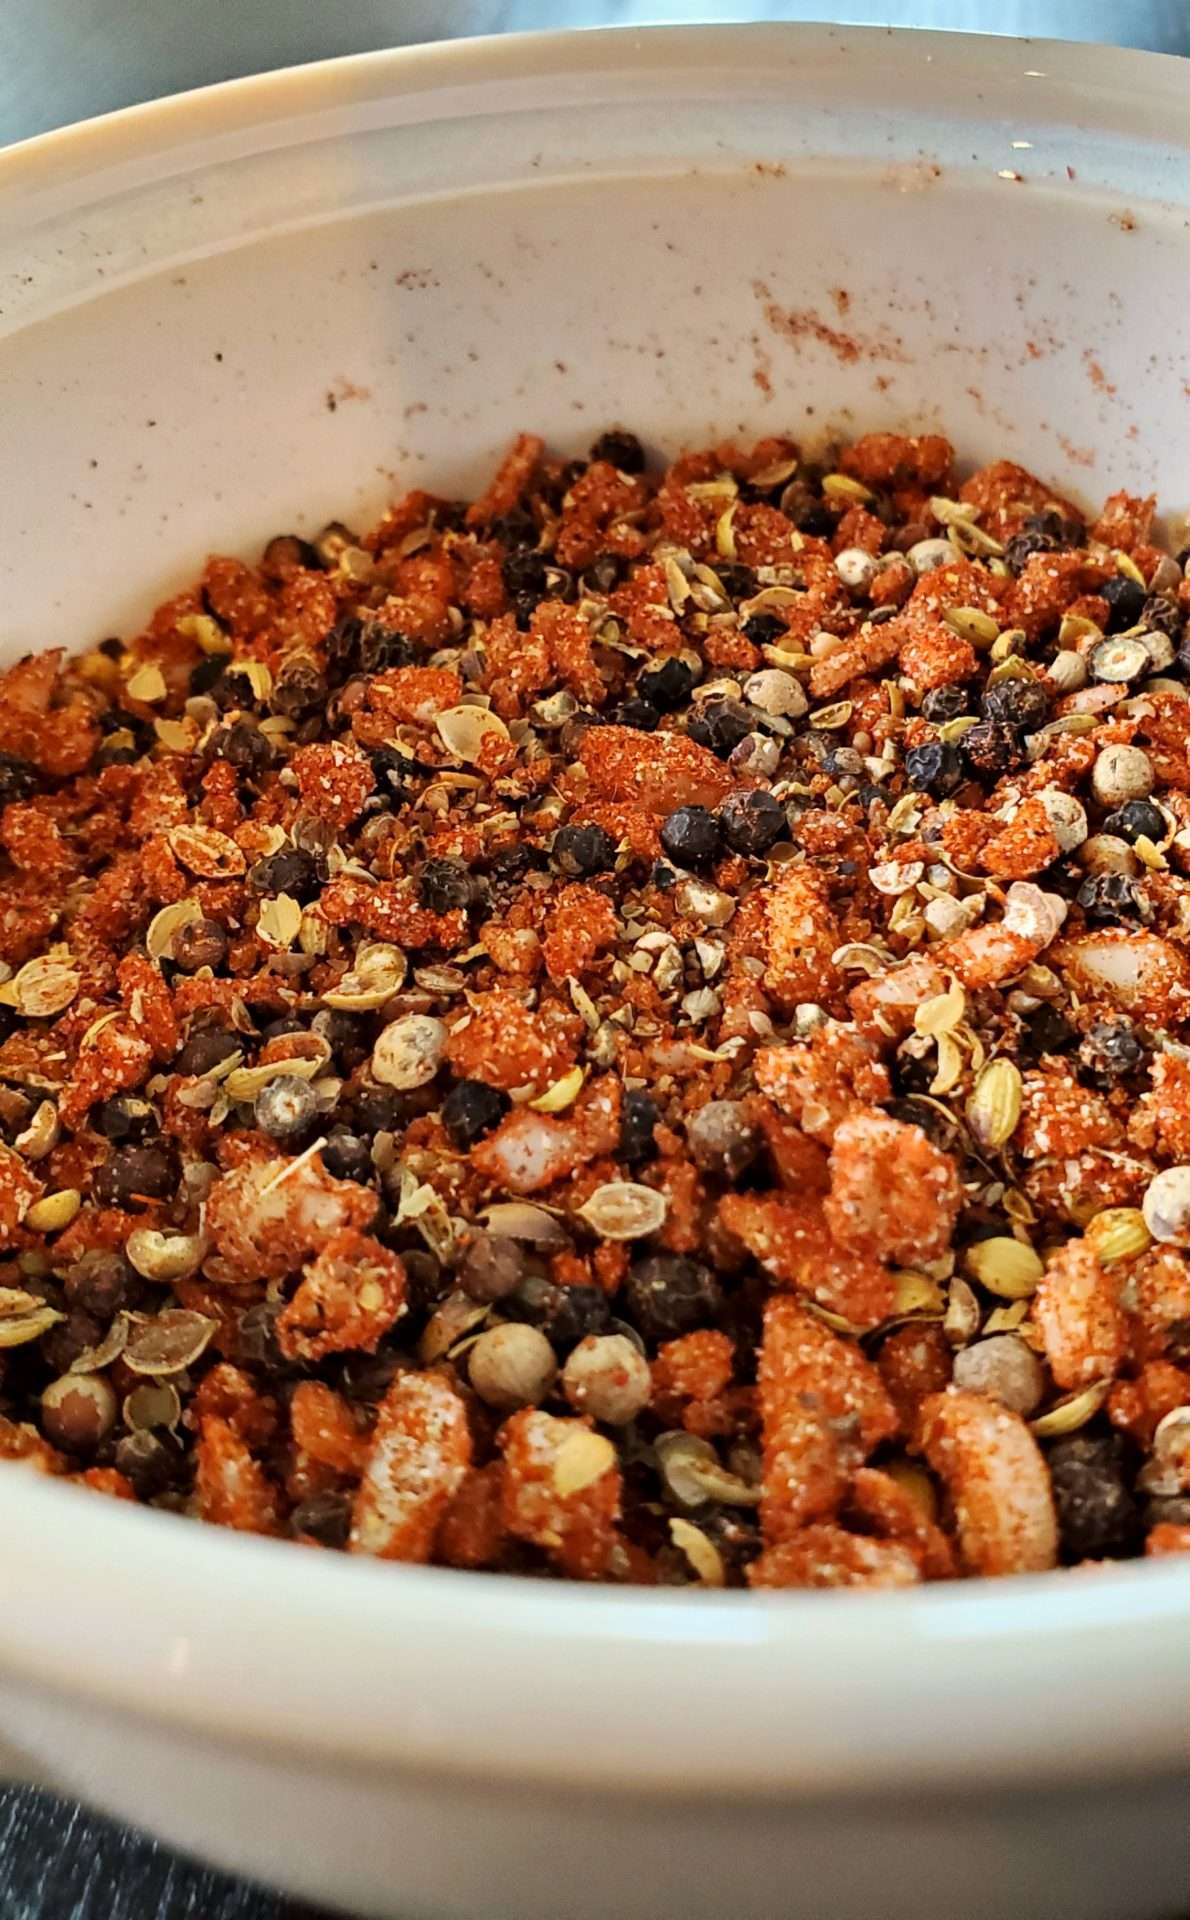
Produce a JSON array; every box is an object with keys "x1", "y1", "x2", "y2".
[{"x1": 3, "y1": 26, "x2": 1190, "y2": 1920}]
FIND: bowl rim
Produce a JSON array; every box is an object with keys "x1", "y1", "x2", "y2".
[{"x1": 4, "y1": 21, "x2": 1190, "y2": 1799}]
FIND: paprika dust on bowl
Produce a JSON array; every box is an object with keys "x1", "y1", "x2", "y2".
[{"x1": 3, "y1": 25, "x2": 1190, "y2": 1920}]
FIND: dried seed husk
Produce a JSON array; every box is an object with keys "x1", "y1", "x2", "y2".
[
  {"x1": 577, "y1": 1182, "x2": 667, "y2": 1241},
  {"x1": 714, "y1": 502, "x2": 738, "y2": 561},
  {"x1": 890, "y1": 1271, "x2": 946, "y2": 1318},
  {"x1": 13, "y1": 1101, "x2": 59, "y2": 1161},
  {"x1": 418, "y1": 1290, "x2": 489, "y2": 1364},
  {"x1": 943, "y1": 606, "x2": 1000, "y2": 646},
  {"x1": 69, "y1": 1314, "x2": 131, "y2": 1374},
  {"x1": 552, "y1": 1428, "x2": 617, "y2": 1497},
  {"x1": 529, "y1": 1065, "x2": 586, "y2": 1114},
  {"x1": 1113, "y1": 549, "x2": 1147, "y2": 588},
  {"x1": 944, "y1": 1274, "x2": 982, "y2": 1346},
  {"x1": 177, "y1": 611, "x2": 231, "y2": 656},
  {"x1": 810, "y1": 700, "x2": 854, "y2": 730},
  {"x1": 0, "y1": 1287, "x2": 45, "y2": 1318},
  {"x1": 24, "y1": 1187, "x2": 80, "y2": 1234},
  {"x1": 983, "y1": 1300, "x2": 1031, "y2": 1336},
  {"x1": 123, "y1": 1309, "x2": 217, "y2": 1376},
  {"x1": 322, "y1": 941, "x2": 407, "y2": 1010},
  {"x1": 255, "y1": 892, "x2": 304, "y2": 950},
  {"x1": 929, "y1": 1034, "x2": 964, "y2": 1096},
  {"x1": 966, "y1": 1059, "x2": 1023, "y2": 1151},
  {"x1": 124, "y1": 1381, "x2": 182, "y2": 1432},
  {"x1": 964, "y1": 1236, "x2": 1044, "y2": 1299},
  {"x1": 479, "y1": 1202, "x2": 571, "y2": 1247},
  {"x1": 937, "y1": 715, "x2": 979, "y2": 744},
  {"x1": 223, "y1": 1039, "x2": 329, "y2": 1104},
  {"x1": 915, "y1": 975, "x2": 965, "y2": 1037},
  {"x1": 2, "y1": 950, "x2": 81, "y2": 1019},
  {"x1": 655, "y1": 1430, "x2": 761, "y2": 1508},
  {"x1": 1030, "y1": 1379, "x2": 1112, "y2": 1438},
  {"x1": 125, "y1": 1227, "x2": 206, "y2": 1282},
  {"x1": 1085, "y1": 1206, "x2": 1152, "y2": 1266},
  {"x1": 668, "y1": 1516, "x2": 726, "y2": 1587},
  {"x1": 0, "y1": 1305, "x2": 64, "y2": 1348},
  {"x1": 822, "y1": 472, "x2": 874, "y2": 505},
  {"x1": 167, "y1": 824, "x2": 246, "y2": 878},
  {"x1": 146, "y1": 899, "x2": 204, "y2": 964},
  {"x1": 435, "y1": 704, "x2": 510, "y2": 764},
  {"x1": 154, "y1": 718, "x2": 197, "y2": 753},
  {"x1": 125, "y1": 663, "x2": 167, "y2": 702}
]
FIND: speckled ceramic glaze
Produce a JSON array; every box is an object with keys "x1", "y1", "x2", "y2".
[{"x1": 2, "y1": 28, "x2": 1190, "y2": 1920}]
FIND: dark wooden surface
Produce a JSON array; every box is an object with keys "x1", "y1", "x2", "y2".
[{"x1": 0, "y1": 1786, "x2": 337, "y2": 1920}]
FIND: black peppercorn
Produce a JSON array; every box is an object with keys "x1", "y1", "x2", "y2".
[
  {"x1": 417, "y1": 857, "x2": 474, "y2": 913},
  {"x1": 610, "y1": 698, "x2": 660, "y2": 733},
  {"x1": 506, "y1": 1276, "x2": 610, "y2": 1349},
  {"x1": 175, "y1": 1025, "x2": 242, "y2": 1078},
  {"x1": 93, "y1": 1096, "x2": 158, "y2": 1143},
  {"x1": 441, "y1": 1078, "x2": 508, "y2": 1149},
  {"x1": 171, "y1": 916, "x2": 229, "y2": 974},
  {"x1": 359, "y1": 623, "x2": 416, "y2": 674},
  {"x1": 1022, "y1": 1005, "x2": 1077, "y2": 1059},
  {"x1": 638, "y1": 657, "x2": 696, "y2": 711},
  {"x1": 94, "y1": 1142, "x2": 179, "y2": 1208},
  {"x1": 1077, "y1": 872, "x2": 1150, "y2": 926},
  {"x1": 660, "y1": 805, "x2": 722, "y2": 870},
  {"x1": 623, "y1": 1255, "x2": 723, "y2": 1343},
  {"x1": 0, "y1": 753, "x2": 40, "y2": 804},
  {"x1": 589, "y1": 428, "x2": 645, "y2": 473},
  {"x1": 291, "y1": 1491, "x2": 352, "y2": 1549},
  {"x1": 1101, "y1": 574, "x2": 1148, "y2": 633},
  {"x1": 741, "y1": 612, "x2": 786, "y2": 649},
  {"x1": 620, "y1": 1089, "x2": 659, "y2": 1166},
  {"x1": 585, "y1": 552, "x2": 626, "y2": 594},
  {"x1": 321, "y1": 1129, "x2": 375, "y2": 1184},
  {"x1": 248, "y1": 847, "x2": 323, "y2": 902},
  {"x1": 980, "y1": 679, "x2": 1050, "y2": 732},
  {"x1": 961, "y1": 720, "x2": 1022, "y2": 777},
  {"x1": 552, "y1": 823, "x2": 617, "y2": 876},
  {"x1": 718, "y1": 788, "x2": 787, "y2": 855},
  {"x1": 1101, "y1": 799, "x2": 1166, "y2": 846},
  {"x1": 687, "y1": 699, "x2": 753, "y2": 759},
  {"x1": 920, "y1": 684, "x2": 969, "y2": 724},
  {"x1": 904, "y1": 740, "x2": 964, "y2": 797},
  {"x1": 1079, "y1": 1017, "x2": 1145, "y2": 1083},
  {"x1": 1048, "y1": 1434, "x2": 1137, "y2": 1560}
]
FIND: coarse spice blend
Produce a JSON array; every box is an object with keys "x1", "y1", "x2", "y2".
[{"x1": 2, "y1": 426, "x2": 1190, "y2": 1587}]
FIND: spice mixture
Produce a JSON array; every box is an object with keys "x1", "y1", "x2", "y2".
[{"x1": 2, "y1": 426, "x2": 1190, "y2": 1587}]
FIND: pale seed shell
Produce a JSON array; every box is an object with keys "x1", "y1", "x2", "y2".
[
  {"x1": 167, "y1": 824, "x2": 246, "y2": 878},
  {"x1": 577, "y1": 1181, "x2": 667, "y2": 1241},
  {"x1": 125, "y1": 663, "x2": 167, "y2": 703},
  {"x1": 551, "y1": 1427, "x2": 617, "y2": 1497},
  {"x1": 915, "y1": 976, "x2": 966, "y2": 1037},
  {"x1": 0, "y1": 1306, "x2": 64, "y2": 1348},
  {"x1": 435, "y1": 704, "x2": 510, "y2": 764},
  {"x1": 5, "y1": 951, "x2": 80, "y2": 1019},
  {"x1": 943, "y1": 605, "x2": 1000, "y2": 646},
  {"x1": 23, "y1": 1188, "x2": 81, "y2": 1234},
  {"x1": 223, "y1": 1039, "x2": 329, "y2": 1104},
  {"x1": 966, "y1": 1059, "x2": 1023, "y2": 1151},
  {"x1": 125, "y1": 1228, "x2": 207, "y2": 1282},
  {"x1": 146, "y1": 899, "x2": 204, "y2": 964},
  {"x1": 479, "y1": 1202, "x2": 572, "y2": 1247},
  {"x1": 322, "y1": 943, "x2": 408, "y2": 1010},
  {"x1": 14, "y1": 1101, "x2": 59, "y2": 1161},
  {"x1": 255, "y1": 892, "x2": 304, "y2": 950},
  {"x1": 668, "y1": 1517, "x2": 726, "y2": 1587},
  {"x1": 123, "y1": 1309, "x2": 217, "y2": 1376},
  {"x1": 964, "y1": 1236, "x2": 1044, "y2": 1299},
  {"x1": 1030, "y1": 1379, "x2": 1112, "y2": 1438},
  {"x1": 529, "y1": 1065, "x2": 586, "y2": 1114},
  {"x1": 69, "y1": 1314, "x2": 131, "y2": 1374},
  {"x1": 822, "y1": 472, "x2": 874, "y2": 504},
  {"x1": 124, "y1": 1381, "x2": 182, "y2": 1432},
  {"x1": 929, "y1": 1033, "x2": 964, "y2": 1096},
  {"x1": 891, "y1": 1271, "x2": 946, "y2": 1318},
  {"x1": 1085, "y1": 1206, "x2": 1152, "y2": 1267},
  {"x1": 654, "y1": 1430, "x2": 761, "y2": 1508}
]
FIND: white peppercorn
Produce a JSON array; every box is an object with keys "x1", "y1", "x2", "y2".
[
  {"x1": 1091, "y1": 744, "x2": 1155, "y2": 808},
  {"x1": 1143, "y1": 1166, "x2": 1190, "y2": 1247},
  {"x1": 741, "y1": 669, "x2": 807, "y2": 719},
  {"x1": 1078, "y1": 834, "x2": 1138, "y2": 878},
  {"x1": 952, "y1": 1334, "x2": 1045, "y2": 1415},
  {"x1": 468, "y1": 1323, "x2": 557, "y2": 1410},
  {"x1": 834, "y1": 546, "x2": 879, "y2": 592},
  {"x1": 906, "y1": 537, "x2": 953, "y2": 575},
  {"x1": 561, "y1": 1334, "x2": 652, "y2": 1425},
  {"x1": 41, "y1": 1373, "x2": 117, "y2": 1452}
]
